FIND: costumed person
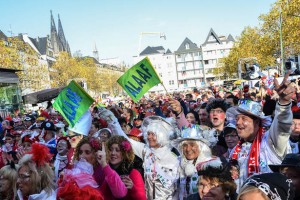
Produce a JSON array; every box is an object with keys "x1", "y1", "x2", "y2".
[
  {"x1": 57, "y1": 158, "x2": 104, "y2": 200},
  {"x1": 230, "y1": 71, "x2": 295, "y2": 191},
  {"x1": 269, "y1": 153, "x2": 300, "y2": 199},
  {"x1": 100, "y1": 107, "x2": 180, "y2": 200},
  {"x1": 74, "y1": 137, "x2": 129, "y2": 199},
  {"x1": 171, "y1": 124, "x2": 217, "y2": 199},
  {"x1": 98, "y1": 128, "x2": 112, "y2": 142},
  {"x1": 222, "y1": 123, "x2": 239, "y2": 159},
  {"x1": 188, "y1": 157, "x2": 237, "y2": 200},
  {"x1": 169, "y1": 98, "x2": 230, "y2": 156},
  {"x1": 17, "y1": 143, "x2": 56, "y2": 200},
  {"x1": 0, "y1": 161, "x2": 19, "y2": 200},
  {"x1": 54, "y1": 137, "x2": 71, "y2": 181},
  {"x1": 23, "y1": 115, "x2": 36, "y2": 130},
  {"x1": 39, "y1": 121, "x2": 57, "y2": 155},
  {"x1": 237, "y1": 173, "x2": 294, "y2": 200},
  {"x1": 97, "y1": 135, "x2": 146, "y2": 200}
]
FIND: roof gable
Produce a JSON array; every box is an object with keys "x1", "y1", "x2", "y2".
[
  {"x1": 203, "y1": 28, "x2": 222, "y2": 45},
  {"x1": 227, "y1": 34, "x2": 235, "y2": 43},
  {"x1": 139, "y1": 46, "x2": 165, "y2": 56},
  {"x1": 0, "y1": 30, "x2": 8, "y2": 41},
  {"x1": 177, "y1": 37, "x2": 198, "y2": 51}
]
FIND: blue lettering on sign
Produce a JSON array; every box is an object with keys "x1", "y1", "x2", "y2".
[
  {"x1": 136, "y1": 69, "x2": 151, "y2": 82},
  {"x1": 139, "y1": 63, "x2": 152, "y2": 77},
  {"x1": 61, "y1": 88, "x2": 83, "y2": 123},
  {"x1": 124, "y1": 63, "x2": 154, "y2": 98}
]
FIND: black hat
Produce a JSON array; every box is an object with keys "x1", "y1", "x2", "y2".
[
  {"x1": 242, "y1": 173, "x2": 294, "y2": 200},
  {"x1": 24, "y1": 115, "x2": 35, "y2": 122},
  {"x1": 196, "y1": 156, "x2": 232, "y2": 183},
  {"x1": 269, "y1": 153, "x2": 300, "y2": 172},
  {"x1": 41, "y1": 121, "x2": 56, "y2": 131},
  {"x1": 293, "y1": 111, "x2": 300, "y2": 119}
]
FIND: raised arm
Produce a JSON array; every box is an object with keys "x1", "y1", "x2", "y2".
[{"x1": 269, "y1": 71, "x2": 294, "y2": 157}]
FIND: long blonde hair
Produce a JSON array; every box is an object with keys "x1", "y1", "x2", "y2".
[
  {"x1": 0, "y1": 163, "x2": 19, "y2": 199},
  {"x1": 18, "y1": 154, "x2": 56, "y2": 195}
]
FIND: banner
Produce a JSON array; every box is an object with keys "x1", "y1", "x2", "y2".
[
  {"x1": 53, "y1": 80, "x2": 94, "y2": 127},
  {"x1": 117, "y1": 57, "x2": 161, "y2": 102}
]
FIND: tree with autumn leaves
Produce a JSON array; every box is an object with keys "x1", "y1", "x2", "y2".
[
  {"x1": 50, "y1": 52, "x2": 123, "y2": 96},
  {"x1": 219, "y1": 0, "x2": 300, "y2": 78},
  {"x1": 0, "y1": 36, "x2": 51, "y2": 92}
]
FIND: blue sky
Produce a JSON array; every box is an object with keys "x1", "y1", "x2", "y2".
[{"x1": 1, "y1": 0, "x2": 276, "y2": 65}]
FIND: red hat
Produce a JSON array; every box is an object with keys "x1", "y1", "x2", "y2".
[
  {"x1": 128, "y1": 127, "x2": 142, "y2": 138},
  {"x1": 22, "y1": 135, "x2": 36, "y2": 144},
  {"x1": 40, "y1": 111, "x2": 50, "y2": 119},
  {"x1": 98, "y1": 118, "x2": 108, "y2": 128}
]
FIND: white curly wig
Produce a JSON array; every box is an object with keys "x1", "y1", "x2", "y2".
[{"x1": 141, "y1": 116, "x2": 177, "y2": 147}]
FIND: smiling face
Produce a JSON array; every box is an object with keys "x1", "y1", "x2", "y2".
[
  {"x1": 182, "y1": 140, "x2": 200, "y2": 160},
  {"x1": 224, "y1": 129, "x2": 239, "y2": 149},
  {"x1": 147, "y1": 132, "x2": 160, "y2": 148},
  {"x1": 236, "y1": 114, "x2": 260, "y2": 142},
  {"x1": 109, "y1": 144, "x2": 123, "y2": 168},
  {"x1": 57, "y1": 140, "x2": 68, "y2": 155}
]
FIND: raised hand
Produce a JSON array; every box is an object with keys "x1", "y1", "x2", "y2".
[
  {"x1": 274, "y1": 70, "x2": 295, "y2": 105},
  {"x1": 96, "y1": 142, "x2": 107, "y2": 167},
  {"x1": 168, "y1": 97, "x2": 182, "y2": 114}
]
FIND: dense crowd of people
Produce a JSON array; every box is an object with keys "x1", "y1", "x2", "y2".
[{"x1": 0, "y1": 73, "x2": 300, "y2": 200}]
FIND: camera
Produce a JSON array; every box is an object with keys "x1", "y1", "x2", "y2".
[{"x1": 285, "y1": 59, "x2": 299, "y2": 74}]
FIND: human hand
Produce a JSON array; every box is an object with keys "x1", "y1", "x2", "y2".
[
  {"x1": 96, "y1": 142, "x2": 107, "y2": 167},
  {"x1": 121, "y1": 175, "x2": 134, "y2": 189},
  {"x1": 274, "y1": 70, "x2": 295, "y2": 105},
  {"x1": 168, "y1": 97, "x2": 182, "y2": 114}
]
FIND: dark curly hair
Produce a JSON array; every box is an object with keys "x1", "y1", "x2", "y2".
[{"x1": 206, "y1": 99, "x2": 231, "y2": 113}]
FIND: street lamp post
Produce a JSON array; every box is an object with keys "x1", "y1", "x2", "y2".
[{"x1": 279, "y1": 6, "x2": 285, "y2": 76}]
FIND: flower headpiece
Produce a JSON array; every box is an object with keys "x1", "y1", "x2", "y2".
[
  {"x1": 89, "y1": 138, "x2": 101, "y2": 150},
  {"x1": 121, "y1": 141, "x2": 131, "y2": 152}
]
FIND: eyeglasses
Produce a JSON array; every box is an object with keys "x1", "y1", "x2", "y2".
[
  {"x1": 292, "y1": 121, "x2": 300, "y2": 127},
  {"x1": 209, "y1": 109, "x2": 224, "y2": 114},
  {"x1": 198, "y1": 182, "x2": 219, "y2": 190}
]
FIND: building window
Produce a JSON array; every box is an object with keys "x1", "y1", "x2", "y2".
[
  {"x1": 204, "y1": 60, "x2": 209, "y2": 65},
  {"x1": 185, "y1": 43, "x2": 190, "y2": 49}
]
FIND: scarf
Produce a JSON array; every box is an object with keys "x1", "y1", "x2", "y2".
[
  {"x1": 231, "y1": 127, "x2": 264, "y2": 177},
  {"x1": 110, "y1": 161, "x2": 133, "y2": 176},
  {"x1": 54, "y1": 154, "x2": 68, "y2": 179}
]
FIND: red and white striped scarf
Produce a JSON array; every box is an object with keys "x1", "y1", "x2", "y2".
[{"x1": 231, "y1": 127, "x2": 264, "y2": 177}]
